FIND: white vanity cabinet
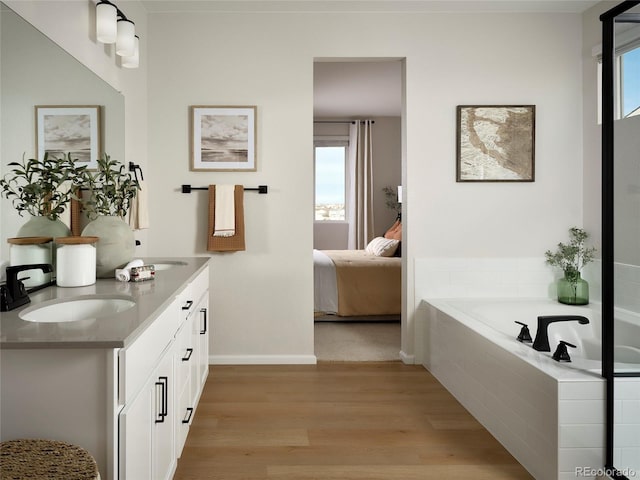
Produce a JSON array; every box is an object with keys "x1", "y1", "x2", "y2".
[
  {"x1": 119, "y1": 265, "x2": 210, "y2": 479},
  {"x1": 174, "y1": 268, "x2": 210, "y2": 458},
  {"x1": 0, "y1": 258, "x2": 210, "y2": 480}
]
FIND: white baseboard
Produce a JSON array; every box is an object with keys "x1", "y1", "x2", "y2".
[
  {"x1": 210, "y1": 354, "x2": 317, "y2": 365},
  {"x1": 400, "y1": 350, "x2": 415, "y2": 364}
]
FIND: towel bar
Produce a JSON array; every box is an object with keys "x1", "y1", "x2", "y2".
[{"x1": 181, "y1": 185, "x2": 268, "y2": 194}]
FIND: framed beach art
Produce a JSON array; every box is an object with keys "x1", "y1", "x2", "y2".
[
  {"x1": 456, "y1": 105, "x2": 535, "y2": 182},
  {"x1": 36, "y1": 106, "x2": 102, "y2": 170},
  {"x1": 190, "y1": 106, "x2": 257, "y2": 171}
]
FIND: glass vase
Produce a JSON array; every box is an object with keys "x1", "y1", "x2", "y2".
[{"x1": 557, "y1": 272, "x2": 589, "y2": 305}]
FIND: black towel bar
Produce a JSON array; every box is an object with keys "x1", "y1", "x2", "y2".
[{"x1": 181, "y1": 185, "x2": 268, "y2": 194}]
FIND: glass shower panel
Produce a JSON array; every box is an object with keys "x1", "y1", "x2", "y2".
[{"x1": 613, "y1": 5, "x2": 640, "y2": 477}]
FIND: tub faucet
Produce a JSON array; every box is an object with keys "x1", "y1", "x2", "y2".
[
  {"x1": 532, "y1": 315, "x2": 589, "y2": 352},
  {"x1": 0, "y1": 264, "x2": 53, "y2": 312}
]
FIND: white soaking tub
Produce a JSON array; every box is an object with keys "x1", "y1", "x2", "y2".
[{"x1": 416, "y1": 298, "x2": 638, "y2": 480}]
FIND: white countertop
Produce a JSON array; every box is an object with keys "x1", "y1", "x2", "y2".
[{"x1": 0, "y1": 257, "x2": 210, "y2": 349}]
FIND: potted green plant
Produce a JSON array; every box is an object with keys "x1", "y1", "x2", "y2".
[
  {"x1": 545, "y1": 227, "x2": 597, "y2": 305},
  {"x1": 382, "y1": 186, "x2": 401, "y2": 218},
  {"x1": 80, "y1": 153, "x2": 139, "y2": 278},
  {"x1": 0, "y1": 152, "x2": 87, "y2": 238}
]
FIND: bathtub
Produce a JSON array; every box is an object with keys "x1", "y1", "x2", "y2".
[{"x1": 416, "y1": 298, "x2": 640, "y2": 480}]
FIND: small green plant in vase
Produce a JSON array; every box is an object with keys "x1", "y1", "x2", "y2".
[
  {"x1": 82, "y1": 153, "x2": 139, "y2": 219},
  {"x1": 0, "y1": 152, "x2": 88, "y2": 238},
  {"x1": 0, "y1": 152, "x2": 87, "y2": 220},
  {"x1": 80, "y1": 153, "x2": 139, "y2": 278},
  {"x1": 545, "y1": 227, "x2": 597, "y2": 305}
]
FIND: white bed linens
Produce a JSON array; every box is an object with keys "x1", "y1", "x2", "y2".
[{"x1": 313, "y1": 249, "x2": 338, "y2": 314}]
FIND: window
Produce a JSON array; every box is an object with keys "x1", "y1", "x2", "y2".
[
  {"x1": 621, "y1": 46, "x2": 640, "y2": 117},
  {"x1": 314, "y1": 141, "x2": 347, "y2": 221},
  {"x1": 596, "y1": 27, "x2": 640, "y2": 122}
]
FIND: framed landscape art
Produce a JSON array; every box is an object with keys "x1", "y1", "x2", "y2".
[
  {"x1": 190, "y1": 106, "x2": 257, "y2": 171},
  {"x1": 36, "y1": 105, "x2": 101, "y2": 170},
  {"x1": 456, "y1": 105, "x2": 535, "y2": 182}
]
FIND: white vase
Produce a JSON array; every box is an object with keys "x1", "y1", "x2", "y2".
[
  {"x1": 17, "y1": 215, "x2": 70, "y2": 238},
  {"x1": 81, "y1": 215, "x2": 135, "y2": 278}
]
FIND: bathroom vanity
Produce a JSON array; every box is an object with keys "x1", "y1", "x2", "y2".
[{"x1": 0, "y1": 257, "x2": 210, "y2": 480}]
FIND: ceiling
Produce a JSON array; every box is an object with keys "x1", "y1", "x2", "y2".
[
  {"x1": 141, "y1": 1, "x2": 600, "y2": 13},
  {"x1": 140, "y1": 0, "x2": 600, "y2": 118},
  {"x1": 314, "y1": 61, "x2": 403, "y2": 118}
]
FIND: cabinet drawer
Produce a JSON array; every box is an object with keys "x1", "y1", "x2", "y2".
[
  {"x1": 175, "y1": 378, "x2": 192, "y2": 458},
  {"x1": 119, "y1": 301, "x2": 179, "y2": 404},
  {"x1": 175, "y1": 320, "x2": 193, "y2": 394}
]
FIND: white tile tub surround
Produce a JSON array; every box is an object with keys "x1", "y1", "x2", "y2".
[
  {"x1": 614, "y1": 378, "x2": 640, "y2": 477},
  {"x1": 414, "y1": 257, "x2": 557, "y2": 304},
  {"x1": 416, "y1": 298, "x2": 606, "y2": 480}
]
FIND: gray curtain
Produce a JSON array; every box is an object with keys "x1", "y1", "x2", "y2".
[{"x1": 347, "y1": 120, "x2": 375, "y2": 249}]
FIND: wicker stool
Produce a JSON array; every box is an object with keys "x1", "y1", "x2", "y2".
[{"x1": 0, "y1": 439, "x2": 100, "y2": 480}]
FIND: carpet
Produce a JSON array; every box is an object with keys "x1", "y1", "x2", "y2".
[{"x1": 314, "y1": 321, "x2": 401, "y2": 362}]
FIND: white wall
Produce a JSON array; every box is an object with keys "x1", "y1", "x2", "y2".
[{"x1": 147, "y1": 10, "x2": 584, "y2": 362}]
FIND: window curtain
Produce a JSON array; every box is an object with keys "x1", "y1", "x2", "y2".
[{"x1": 347, "y1": 120, "x2": 375, "y2": 250}]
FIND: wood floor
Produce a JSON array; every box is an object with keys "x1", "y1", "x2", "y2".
[{"x1": 174, "y1": 363, "x2": 534, "y2": 480}]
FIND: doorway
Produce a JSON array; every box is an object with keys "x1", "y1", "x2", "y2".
[{"x1": 312, "y1": 58, "x2": 406, "y2": 362}]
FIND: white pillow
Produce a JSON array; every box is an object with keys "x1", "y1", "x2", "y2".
[{"x1": 365, "y1": 237, "x2": 399, "y2": 257}]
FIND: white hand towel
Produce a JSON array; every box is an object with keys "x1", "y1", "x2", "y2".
[
  {"x1": 128, "y1": 179, "x2": 149, "y2": 230},
  {"x1": 213, "y1": 185, "x2": 236, "y2": 237},
  {"x1": 115, "y1": 258, "x2": 144, "y2": 282}
]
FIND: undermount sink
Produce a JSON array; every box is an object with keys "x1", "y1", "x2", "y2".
[
  {"x1": 152, "y1": 261, "x2": 188, "y2": 271},
  {"x1": 19, "y1": 295, "x2": 135, "y2": 323}
]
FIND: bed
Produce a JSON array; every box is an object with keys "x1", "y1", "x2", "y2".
[{"x1": 313, "y1": 248, "x2": 401, "y2": 318}]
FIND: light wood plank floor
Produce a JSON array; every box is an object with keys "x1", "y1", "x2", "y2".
[{"x1": 174, "y1": 363, "x2": 533, "y2": 480}]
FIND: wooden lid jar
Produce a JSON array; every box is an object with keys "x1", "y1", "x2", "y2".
[
  {"x1": 55, "y1": 236, "x2": 99, "y2": 287},
  {"x1": 7, "y1": 237, "x2": 53, "y2": 288}
]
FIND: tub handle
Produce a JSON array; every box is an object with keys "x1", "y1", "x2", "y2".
[
  {"x1": 552, "y1": 340, "x2": 576, "y2": 362},
  {"x1": 514, "y1": 321, "x2": 532, "y2": 343}
]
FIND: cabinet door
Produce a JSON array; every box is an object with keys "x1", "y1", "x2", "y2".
[
  {"x1": 154, "y1": 350, "x2": 176, "y2": 480},
  {"x1": 119, "y1": 376, "x2": 153, "y2": 479},
  {"x1": 197, "y1": 294, "x2": 209, "y2": 388},
  {"x1": 191, "y1": 293, "x2": 209, "y2": 404},
  {"x1": 120, "y1": 347, "x2": 176, "y2": 480}
]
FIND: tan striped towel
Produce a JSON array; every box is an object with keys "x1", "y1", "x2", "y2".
[{"x1": 207, "y1": 185, "x2": 246, "y2": 252}]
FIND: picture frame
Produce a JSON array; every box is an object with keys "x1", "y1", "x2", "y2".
[
  {"x1": 456, "y1": 105, "x2": 535, "y2": 182},
  {"x1": 190, "y1": 105, "x2": 257, "y2": 172},
  {"x1": 35, "y1": 105, "x2": 102, "y2": 170}
]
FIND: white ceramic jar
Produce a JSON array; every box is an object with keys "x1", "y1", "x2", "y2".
[
  {"x1": 7, "y1": 237, "x2": 53, "y2": 288},
  {"x1": 55, "y1": 236, "x2": 99, "y2": 287}
]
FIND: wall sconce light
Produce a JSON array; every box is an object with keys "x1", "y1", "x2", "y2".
[{"x1": 95, "y1": 0, "x2": 140, "y2": 68}]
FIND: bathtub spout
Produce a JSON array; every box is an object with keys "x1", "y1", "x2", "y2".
[{"x1": 532, "y1": 315, "x2": 590, "y2": 352}]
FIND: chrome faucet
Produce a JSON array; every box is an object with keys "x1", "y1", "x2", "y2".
[
  {"x1": 0, "y1": 264, "x2": 53, "y2": 312},
  {"x1": 532, "y1": 315, "x2": 589, "y2": 352}
]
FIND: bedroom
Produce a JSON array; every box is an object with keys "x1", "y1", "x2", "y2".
[{"x1": 313, "y1": 60, "x2": 403, "y2": 361}]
